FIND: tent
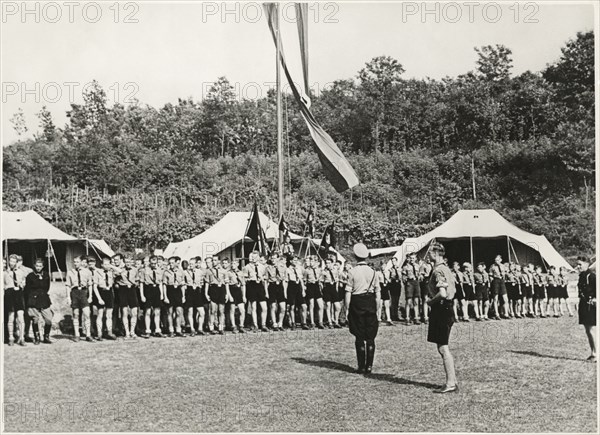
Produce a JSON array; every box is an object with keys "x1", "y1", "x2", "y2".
[
  {"x1": 387, "y1": 209, "x2": 572, "y2": 271},
  {"x1": 164, "y1": 211, "x2": 345, "y2": 263},
  {"x1": 2, "y1": 210, "x2": 114, "y2": 275}
]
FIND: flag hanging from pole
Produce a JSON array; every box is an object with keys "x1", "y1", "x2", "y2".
[
  {"x1": 246, "y1": 203, "x2": 270, "y2": 255},
  {"x1": 295, "y1": 3, "x2": 310, "y2": 102},
  {"x1": 264, "y1": 3, "x2": 359, "y2": 193},
  {"x1": 279, "y1": 214, "x2": 290, "y2": 239},
  {"x1": 320, "y1": 222, "x2": 336, "y2": 251}
]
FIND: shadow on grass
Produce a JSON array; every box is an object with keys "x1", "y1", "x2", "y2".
[
  {"x1": 292, "y1": 357, "x2": 440, "y2": 390},
  {"x1": 509, "y1": 350, "x2": 583, "y2": 362}
]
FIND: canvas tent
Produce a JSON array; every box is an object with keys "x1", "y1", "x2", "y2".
[
  {"x1": 164, "y1": 211, "x2": 345, "y2": 263},
  {"x1": 2, "y1": 210, "x2": 114, "y2": 275},
  {"x1": 386, "y1": 209, "x2": 571, "y2": 271}
]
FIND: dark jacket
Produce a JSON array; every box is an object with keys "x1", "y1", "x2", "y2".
[{"x1": 25, "y1": 271, "x2": 51, "y2": 309}]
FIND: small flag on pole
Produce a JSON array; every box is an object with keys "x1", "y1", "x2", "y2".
[
  {"x1": 246, "y1": 203, "x2": 270, "y2": 255},
  {"x1": 279, "y1": 215, "x2": 290, "y2": 239},
  {"x1": 305, "y1": 208, "x2": 315, "y2": 238}
]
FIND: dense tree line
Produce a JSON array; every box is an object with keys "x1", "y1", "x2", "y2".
[{"x1": 3, "y1": 31, "x2": 595, "y2": 260}]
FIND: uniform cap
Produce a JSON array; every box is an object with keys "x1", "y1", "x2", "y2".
[{"x1": 353, "y1": 243, "x2": 369, "y2": 259}]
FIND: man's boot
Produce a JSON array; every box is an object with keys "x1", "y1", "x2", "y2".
[
  {"x1": 365, "y1": 341, "x2": 376, "y2": 374},
  {"x1": 355, "y1": 341, "x2": 366, "y2": 374}
]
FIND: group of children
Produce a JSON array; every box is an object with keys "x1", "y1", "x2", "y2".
[
  {"x1": 3, "y1": 249, "x2": 573, "y2": 345},
  {"x1": 374, "y1": 253, "x2": 573, "y2": 326}
]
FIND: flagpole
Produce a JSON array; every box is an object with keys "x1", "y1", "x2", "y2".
[{"x1": 276, "y1": 2, "x2": 284, "y2": 242}]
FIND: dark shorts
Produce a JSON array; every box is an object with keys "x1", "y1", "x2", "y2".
[
  {"x1": 208, "y1": 284, "x2": 226, "y2": 305},
  {"x1": 380, "y1": 284, "x2": 390, "y2": 301},
  {"x1": 427, "y1": 301, "x2": 455, "y2": 346},
  {"x1": 143, "y1": 284, "x2": 162, "y2": 309},
  {"x1": 547, "y1": 285, "x2": 558, "y2": 299},
  {"x1": 117, "y1": 285, "x2": 139, "y2": 308},
  {"x1": 322, "y1": 283, "x2": 339, "y2": 302},
  {"x1": 92, "y1": 288, "x2": 115, "y2": 309},
  {"x1": 475, "y1": 284, "x2": 489, "y2": 301},
  {"x1": 229, "y1": 285, "x2": 244, "y2": 305},
  {"x1": 454, "y1": 284, "x2": 465, "y2": 301},
  {"x1": 463, "y1": 283, "x2": 476, "y2": 301},
  {"x1": 506, "y1": 283, "x2": 521, "y2": 301},
  {"x1": 523, "y1": 285, "x2": 534, "y2": 299},
  {"x1": 306, "y1": 283, "x2": 322, "y2": 300},
  {"x1": 419, "y1": 281, "x2": 429, "y2": 299},
  {"x1": 533, "y1": 285, "x2": 546, "y2": 300},
  {"x1": 578, "y1": 298, "x2": 596, "y2": 326},
  {"x1": 287, "y1": 281, "x2": 305, "y2": 306},
  {"x1": 559, "y1": 285, "x2": 569, "y2": 299},
  {"x1": 4, "y1": 288, "x2": 25, "y2": 312},
  {"x1": 267, "y1": 283, "x2": 285, "y2": 304},
  {"x1": 165, "y1": 285, "x2": 183, "y2": 308},
  {"x1": 70, "y1": 287, "x2": 90, "y2": 310},
  {"x1": 348, "y1": 293, "x2": 379, "y2": 341},
  {"x1": 405, "y1": 280, "x2": 420, "y2": 300},
  {"x1": 490, "y1": 278, "x2": 507, "y2": 297},
  {"x1": 246, "y1": 281, "x2": 267, "y2": 302}
]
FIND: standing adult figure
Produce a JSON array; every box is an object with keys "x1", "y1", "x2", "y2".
[
  {"x1": 577, "y1": 256, "x2": 596, "y2": 362},
  {"x1": 345, "y1": 243, "x2": 381, "y2": 374},
  {"x1": 426, "y1": 242, "x2": 459, "y2": 393}
]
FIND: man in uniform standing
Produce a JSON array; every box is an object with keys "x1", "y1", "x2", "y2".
[
  {"x1": 577, "y1": 256, "x2": 596, "y2": 362},
  {"x1": 426, "y1": 242, "x2": 458, "y2": 393},
  {"x1": 304, "y1": 255, "x2": 325, "y2": 329},
  {"x1": 345, "y1": 243, "x2": 381, "y2": 374},
  {"x1": 91, "y1": 257, "x2": 117, "y2": 340},
  {"x1": 403, "y1": 253, "x2": 421, "y2": 325},
  {"x1": 139, "y1": 255, "x2": 164, "y2": 338}
]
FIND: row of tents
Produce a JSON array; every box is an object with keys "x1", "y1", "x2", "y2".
[{"x1": 2, "y1": 208, "x2": 573, "y2": 276}]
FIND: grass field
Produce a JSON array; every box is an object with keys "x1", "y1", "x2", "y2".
[{"x1": 2, "y1": 314, "x2": 597, "y2": 433}]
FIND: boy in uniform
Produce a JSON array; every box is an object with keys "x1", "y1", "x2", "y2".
[
  {"x1": 204, "y1": 256, "x2": 230, "y2": 335},
  {"x1": 461, "y1": 262, "x2": 480, "y2": 321},
  {"x1": 533, "y1": 265, "x2": 547, "y2": 318},
  {"x1": 419, "y1": 257, "x2": 433, "y2": 324},
  {"x1": 24, "y1": 258, "x2": 52, "y2": 344},
  {"x1": 66, "y1": 255, "x2": 94, "y2": 342},
  {"x1": 388, "y1": 257, "x2": 403, "y2": 322},
  {"x1": 402, "y1": 253, "x2": 421, "y2": 325},
  {"x1": 243, "y1": 252, "x2": 269, "y2": 332},
  {"x1": 92, "y1": 257, "x2": 117, "y2": 340},
  {"x1": 321, "y1": 257, "x2": 342, "y2": 328},
  {"x1": 226, "y1": 258, "x2": 246, "y2": 333},
  {"x1": 139, "y1": 255, "x2": 164, "y2": 338},
  {"x1": 474, "y1": 262, "x2": 490, "y2": 320},
  {"x1": 377, "y1": 262, "x2": 393, "y2": 325},
  {"x1": 112, "y1": 255, "x2": 140, "y2": 339},
  {"x1": 304, "y1": 255, "x2": 325, "y2": 329},
  {"x1": 266, "y1": 252, "x2": 287, "y2": 331},
  {"x1": 163, "y1": 257, "x2": 187, "y2": 337},
  {"x1": 557, "y1": 267, "x2": 573, "y2": 317},
  {"x1": 285, "y1": 256, "x2": 308, "y2": 330}
]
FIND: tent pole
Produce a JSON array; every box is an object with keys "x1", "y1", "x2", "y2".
[
  {"x1": 241, "y1": 211, "x2": 253, "y2": 267},
  {"x1": 469, "y1": 236, "x2": 474, "y2": 269},
  {"x1": 506, "y1": 236, "x2": 510, "y2": 263},
  {"x1": 509, "y1": 238, "x2": 520, "y2": 265},
  {"x1": 47, "y1": 240, "x2": 52, "y2": 281},
  {"x1": 86, "y1": 239, "x2": 89, "y2": 256}
]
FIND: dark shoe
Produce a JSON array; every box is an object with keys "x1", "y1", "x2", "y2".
[
  {"x1": 175, "y1": 332, "x2": 185, "y2": 337},
  {"x1": 96, "y1": 336, "x2": 104, "y2": 342},
  {"x1": 218, "y1": 330, "x2": 224, "y2": 335},
  {"x1": 7, "y1": 341, "x2": 14, "y2": 346},
  {"x1": 463, "y1": 318, "x2": 470, "y2": 322},
  {"x1": 423, "y1": 319, "x2": 429, "y2": 324},
  {"x1": 317, "y1": 324, "x2": 325, "y2": 329},
  {"x1": 43, "y1": 335, "x2": 52, "y2": 344},
  {"x1": 169, "y1": 333, "x2": 175, "y2": 338},
  {"x1": 17, "y1": 339, "x2": 26, "y2": 347},
  {"x1": 355, "y1": 367, "x2": 365, "y2": 374},
  {"x1": 85, "y1": 336, "x2": 95, "y2": 342},
  {"x1": 154, "y1": 332, "x2": 164, "y2": 338},
  {"x1": 25, "y1": 336, "x2": 33, "y2": 343},
  {"x1": 364, "y1": 366, "x2": 373, "y2": 374},
  {"x1": 73, "y1": 336, "x2": 80, "y2": 342},
  {"x1": 107, "y1": 333, "x2": 117, "y2": 340},
  {"x1": 333, "y1": 323, "x2": 342, "y2": 329},
  {"x1": 301, "y1": 324, "x2": 310, "y2": 330},
  {"x1": 260, "y1": 327, "x2": 269, "y2": 332},
  {"x1": 435, "y1": 384, "x2": 459, "y2": 394},
  {"x1": 237, "y1": 328, "x2": 245, "y2": 334},
  {"x1": 413, "y1": 319, "x2": 421, "y2": 325},
  {"x1": 141, "y1": 333, "x2": 150, "y2": 339},
  {"x1": 366, "y1": 343, "x2": 375, "y2": 370},
  {"x1": 386, "y1": 321, "x2": 394, "y2": 326}
]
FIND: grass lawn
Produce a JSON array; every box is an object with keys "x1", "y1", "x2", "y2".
[{"x1": 3, "y1": 315, "x2": 597, "y2": 432}]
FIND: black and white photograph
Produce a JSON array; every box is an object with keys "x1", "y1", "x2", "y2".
[{"x1": 1, "y1": 0, "x2": 597, "y2": 432}]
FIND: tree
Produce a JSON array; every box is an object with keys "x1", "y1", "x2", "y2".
[
  {"x1": 10, "y1": 108, "x2": 28, "y2": 138},
  {"x1": 475, "y1": 44, "x2": 513, "y2": 82},
  {"x1": 36, "y1": 106, "x2": 57, "y2": 143}
]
